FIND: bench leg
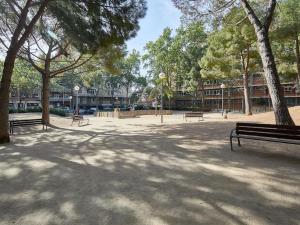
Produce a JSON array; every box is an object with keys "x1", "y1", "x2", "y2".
[
  {"x1": 238, "y1": 138, "x2": 241, "y2": 146},
  {"x1": 230, "y1": 136, "x2": 234, "y2": 151}
]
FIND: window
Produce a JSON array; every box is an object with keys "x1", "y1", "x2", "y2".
[
  {"x1": 88, "y1": 89, "x2": 96, "y2": 95},
  {"x1": 284, "y1": 86, "x2": 292, "y2": 92},
  {"x1": 205, "y1": 90, "x2": 220, "y2": 96}
]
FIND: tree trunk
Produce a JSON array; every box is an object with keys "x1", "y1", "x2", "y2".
[
  {"x1": 295, "y1": 36, "x2": 300, "y2": 83},
  {"x1": 0, "y1": 1, "x2": 48, "y2": 143},
  {"x1": 256, "y1": 30, "x2": 294, "y2": 125},
  {"x1": 0, "y1": 49, "x2": 18, "y2": 143},
  {"x1": 201, "y1": 80, "x2": 205, "y2": 110},
  {"x1": 42, "y1": 73, "x2": 50, "y2": 125},
  {"x1": 243, "y1": 73, "x2": 252, "y2": 115},
  {"x1": 240, "y1": 0, "x2": 294, "y2": 125},
  {"x1": 126, "y1": 86, "x2": 129, "y2": 105}
]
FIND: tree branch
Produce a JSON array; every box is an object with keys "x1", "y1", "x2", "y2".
[
  {"x1": 16, "y1": 0, "x2": 49, "y2": 49},
  {"x1": 264, "y1": 0, "x2": 276, "y2": 30},
  {"x1": 23, "y1": 44, "x2": 44, "y2": 74},
  {"x1": 50, "y1": 55, "x2": 93, "y2": 77},
  {"x1": 240, "y1": 0, "x2": 263, "y2": 32}
]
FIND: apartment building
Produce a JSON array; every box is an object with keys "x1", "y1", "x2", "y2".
[
  {"x1": 174, "y1": 74, "x2": 300, "y2": 112},
  {"x1": 9, "y1": 86, "x2": 128, "y2": 110}
]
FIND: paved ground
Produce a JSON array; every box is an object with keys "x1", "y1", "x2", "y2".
[{"x1": 0, "y1": 111, "x2": 300, "y2": 225}]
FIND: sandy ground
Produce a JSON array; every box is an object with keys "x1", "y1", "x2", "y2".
[{"x1": 0, "y1": 108, "x2": 300, "y2": 225}]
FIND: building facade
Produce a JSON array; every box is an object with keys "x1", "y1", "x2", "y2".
[
  {"x1": 9, "y1": 74, "x2": 300, "y2": 112},
  {"x1": 173, "y1": 74, "x2": 300, "y2": 112},
  {"x1": 9, "y1": 85, "x2": 128, "y2": 110}
]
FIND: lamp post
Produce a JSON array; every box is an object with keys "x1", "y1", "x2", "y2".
[
  {"x1": 69, "y1": 96, "x2": 72, "y2": 111},
  {"x1": 74, "y1": 85, "x2": 80, "y2": 114},
  {"x1": 159, "y1": 72, "x2": 166, "y2": 123},
  {"x1": 220, "y1": 83, "x2": 226, "y2": 116}
]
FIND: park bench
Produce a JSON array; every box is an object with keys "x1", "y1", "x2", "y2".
[
  {"x1": 184, "y1": 112, "x2": 204, "y2": 122},
  {"x1": 9, "y1": 119, "x2": 48, "y2": 134},
  {"x1": 72, "y1": 115, "x2": 89, "y2": 126},
  {"x1": 230, "y1": 122, "x2": 300, "y2": 151}
]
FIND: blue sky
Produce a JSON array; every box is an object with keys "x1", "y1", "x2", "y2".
[{"x1": 126, "y1": 0, "x2": 182, "y2": 53}]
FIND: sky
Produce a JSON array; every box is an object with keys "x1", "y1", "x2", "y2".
[{"x1": 126, "y1": 0, "x2": 182, "y2": 53}]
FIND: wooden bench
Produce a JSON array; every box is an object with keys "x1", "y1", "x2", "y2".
[
  {"x1": 184, "y1": 112, "x2": 204, "y2": 122},
  {"x1": 9, "y1": 119, "x2": 48, "y2": 134},
  {"x1": 230, "y1": 122, "x2": 300, "y2": 151},
  {"x1": 72, "y1": 115, "x2": 89, "y2": 126}
]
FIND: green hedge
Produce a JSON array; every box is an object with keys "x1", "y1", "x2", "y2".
[
  {"x1": 9, "y1": 107, "x2": 67, "y2": 117},
  {"x1": 49, "y1": 108, "x2": 67, "y2": 117},
  {"x1": 9, "y1": 107, "x2": 42, "y2": 114}
]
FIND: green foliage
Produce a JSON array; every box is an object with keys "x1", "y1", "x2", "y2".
[
  {"x1": 200, "y1": 7, "x2": 260, "y2": 79},
  {"x1": 272, "y1": 0, "x2": 300, "y2": 80},
  {"x1": 50, "y1": 108, "x2": 67, "y2": 117},
  {"x1": 9, "y1": 60, "x2": 41, "y2": 96},
  {"x1": 143, "y1": 22, "x2": 206, "y2": 98},
  {"x1": 47, "y1": 0, "x2": 147, "y2": 54},
  {"x1": 9, "y1": 107, "x2": 42, "y2": 114},
  {"x1": 119, "y1": 49, "x2": 142, "y2": 95}
]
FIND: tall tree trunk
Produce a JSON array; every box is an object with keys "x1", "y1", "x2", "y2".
[
  {"x1": 257, "y1": 31, "x2": 294, "y2": 125},
  {"x1": 0, "y1": 50, "x2": 17, "y2": 143},
  {"x1": 243, "y1": 73, "x2": 252, "y2": 115},
  {"x1": 201, "y1": 81, "x2": 205, "y2": 110},
  {"x1": 241, "y1": 0, "x2": 294, "y2": 125},
  {"x1": 295, "y1": 36, "x2": 300, "y2": 83},
  {"x1": 0, "y1": 0, "x2": 48, "y2": 143},
  {"x1": 126, "y1": 86, "x2": 129, "y2": 105},
  {"x1": 42, "y1": 73, "x2": 50, "y2": 125}
]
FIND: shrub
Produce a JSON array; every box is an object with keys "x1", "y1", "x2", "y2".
[
  {"x1": 50, "y1": 108, "x2": 67, "y2": 117},
  {"x1": 27, "y1": 107, "x2": 42, "y2": 112}
]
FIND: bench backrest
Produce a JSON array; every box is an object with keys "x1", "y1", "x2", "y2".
[
  {"x1": 186, "y1": 112, "x2": 203, "y2": 116},
  {"x1": 10, "y1": 119, "x2": 44, "y2": 126},
  {"x1": 236, "y1": 122, "x2": 300, "y2": 140},
  {"x1": 73, "y1": 115, "x2": 83, "y2": 120}
]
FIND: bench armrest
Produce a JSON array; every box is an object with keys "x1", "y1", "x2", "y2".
[{"x1": 230, "y1": 128, "x2": 236, "y2": 137}]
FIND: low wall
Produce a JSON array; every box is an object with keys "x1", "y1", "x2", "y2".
[{"x1": 96, "y1": 110, "x2": 172, "y2": 119}]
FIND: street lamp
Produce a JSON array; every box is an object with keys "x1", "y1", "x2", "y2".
[
  {"x1": 159, "y1": 72, "x2": 166, "y2": 123},
  {"x1": 69, "y1": 96, "x2": 72, "y2": 111},
  {"x1": 220, "y1": 83, "x2": 226, "y2": 116},
  {"x1": 74, "y1": 85, "x2": 80, "y2": 114}
]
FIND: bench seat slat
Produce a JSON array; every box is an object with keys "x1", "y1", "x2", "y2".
[
  {"x1": 237, "y1": 131, "x2": 300, "y2": 140},
  {"x1": 232, "y1": 134, "x2": 300, "y2": 145},
  {"x1": 13, "y1": 122, "x2": 43, "y2": 126}
]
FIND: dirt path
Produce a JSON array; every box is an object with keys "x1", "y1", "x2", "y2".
[{"x1": 0, "y1": 109, "x2": 299, "y2": 225}]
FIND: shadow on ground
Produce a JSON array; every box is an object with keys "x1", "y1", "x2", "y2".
[{"x1": 0, "y1": 122, "x2": 299, "y2": 225}]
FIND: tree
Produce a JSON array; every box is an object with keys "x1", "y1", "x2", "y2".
[
  {"x1": 173, "y1": 0, "x2": 295, "y2": 125},
  {"x1": 0, "y1": 0, "x2": 147, "y2": 143},
  {"x1": 273, "y1": 0, "x2": 300, "y2": 83},
  {"x1": 143, "y1": 28, "x2": 177, "y2": 109},
  {"x1": 119, "y1": 50, "x2": 141, "y2": 104},
  {"x1": 201, "y1": 7, "x2": 260, "y2": 115},
  {"x1": 20, "y1": 19, "x2": 93, "y2": 124},
  {"x1": 172, "y1": 22, "x2": 207, "y2": 109},
  {"x1": 0, "y1": 0, "x2": 49, "y2": 143},
  {"x1": 143, "y1": 23, "x2": 207, "y2": 110},
  {"x1": 11, "y1": 60, "x2": 41, "y2": 106}
]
